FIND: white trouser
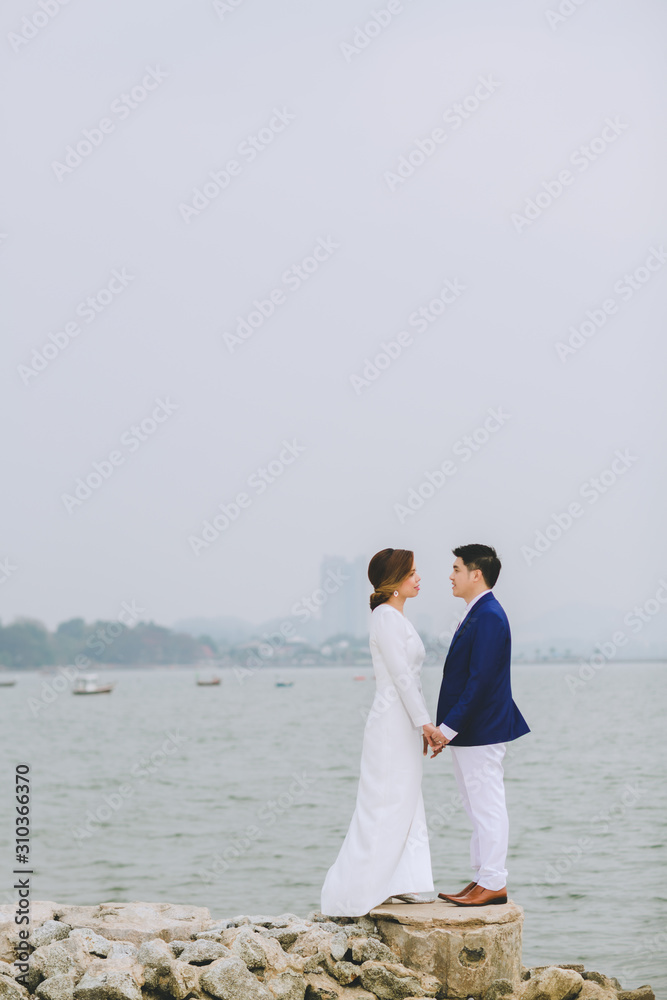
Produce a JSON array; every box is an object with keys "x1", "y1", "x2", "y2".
[{"x1": 449, "y1": 743, "x2": 508, "y2": 891}]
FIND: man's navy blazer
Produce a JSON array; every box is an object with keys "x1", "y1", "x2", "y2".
[{"x1": 436, "y1": 591, "x2": 529, "y2": 747}]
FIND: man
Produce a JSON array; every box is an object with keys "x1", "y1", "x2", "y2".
[{"x1": 432, "y1": 544, "x2": 529, "y2": 906}]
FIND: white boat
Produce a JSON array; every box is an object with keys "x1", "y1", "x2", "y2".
[{"x1": 73, "y1": 673, "x2": 113, "y2": 695}]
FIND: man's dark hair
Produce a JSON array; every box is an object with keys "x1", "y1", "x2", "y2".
[{"x1": 453, "y1": 544, "x2": 501, "y2": 588}]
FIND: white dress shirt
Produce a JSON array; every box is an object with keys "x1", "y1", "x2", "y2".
[{"x1": 439, "y1": 589, "x2": 491, "y2": 741}]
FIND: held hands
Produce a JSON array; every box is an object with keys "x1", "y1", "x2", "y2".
[{"x1": 422, "y1": 723, "x2": 449, "y2": 758}]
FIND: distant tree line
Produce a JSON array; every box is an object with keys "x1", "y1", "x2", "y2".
[{"x1": 0, "y1": 617, "x2": 218, "y2": 668}]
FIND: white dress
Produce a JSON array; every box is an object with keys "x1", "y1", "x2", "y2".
[{"x1": 320, "y1": 604, "x2": 434, "y2": 916}]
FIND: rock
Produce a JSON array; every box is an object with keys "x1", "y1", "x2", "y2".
[
  {"x1": 359, "y1": 960, "x2": 425, "y2": 999},
  {"x1": 290, "y1": 930, "x2": 334, "y2": 959},
  {"x1": 303, "y1": 973, "x2": 342, "y2": 999},
  {"x1": 35, "y1": 975, "x2": 76, "y2": 1000},
  {"x1": 168, "y1": 941, "x2": 190, "y2": 958},
  {"x1": 28, "y1": 944, "x2": 75, "y2": 991},
  {"x1": 484, "y1": 980, "x2": 515, "y2": 1000},
  {"x1": 267, "y1": 968, "x2": 307, "y2": 1000},
  {"x1": 68, "y1": 930, "x2": 111, "y2": 958},
  {"x1": 329, "y1": 933, "x2": 349, "y2": 963},
  {"x1": 179, "y1": 940, "x2": 229, "y2": 965},
  {"x1": 0, "y1": 966, "x2": 13, "y2": 981},
  {"x1": 247, "y1": 916, "x2": 299, "y2": 930},
  {"x1": 419, "y1": 974, "x2": 441, "y2": 997},
  {"x1": 165, "y1": 959, "x2": 200, "y2": 1000},
  {"x1": 302, "y1": 953, "x2": 328, "y2": 975},
  {"x1": 136, "y1": 939, "x2": 173, "y2": 973},
  {"x1": 576, "y1": 984, "x2": 617, "y2": 1000},
  {"x1": 266, "y1": 929, "x2": 300, "y2": 950},
  {"x1": 372, "y1": 899, "x2": 523, "y2": 999},
  {"x1": 200, "y1": 956, "x2": 272, "y2": 999},
  {"x1": 30, "y1": 924, "x2": 72, "y2": 950},
  {"x1": 106, "y1": 943, "x2": 138, "y2": 963},
  {"x1": 0, "y1": 975, "x2": 29, "y2": 1000},
  {"x1": 73, "y1": 970, "x2": 141, "y2": 1000},
  {"x1": 330, "y1": 961, "x2": 359, "y2": 986},
  {"x1": 350, "y1": 938, "x2": 397, "y2": 965},
  {"x1": 231, "y1": 929, "x2": 267, "y2": 970},
  {"x1": 54, "y1": 903, "x2": 211, "y2": 945},
  {"x1": 0, "y1": 904, "x2": 59, "y2": 963},
  {"x1": 265, "y1": 925, "x2": 311, "y2": 951},
  {"x1": 521, "y1": 966, "x2": 584, "y2": 1000},
  {"x1": 616, "y1": 989, "x2": 655, "y2": 1000},
  {"x1": 195, "y1": 931, "x2": 222, "y2": 942}
]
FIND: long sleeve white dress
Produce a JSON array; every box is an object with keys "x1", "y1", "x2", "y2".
[{"x1": 320, "y1": 603, "x2": 434, "y2": 916}]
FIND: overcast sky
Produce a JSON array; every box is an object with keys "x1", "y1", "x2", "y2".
[{"x1": 3, "y1": 0, "x2": 666, "y2": 641}]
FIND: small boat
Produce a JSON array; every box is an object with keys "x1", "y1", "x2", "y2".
[
  {"x1": 353, "y1": 675, "x2": 366, "y2": 681},
  {"x1": 73, "y1": 674, "x2": 113, "y2": 695},
  {"x1": 0, "y1": 679, "x2": 16, "y2": 687},
  {"x1": 196, "y1": 675, "x2": 221, "y2": 686},
  {"x1": 275, "y1": 680, "x2": 294, "y2": 687}
]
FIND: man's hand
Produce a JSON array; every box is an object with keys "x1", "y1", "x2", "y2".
[{"x1": 422, "y1": 723, "x2": 449, "y2": 759}]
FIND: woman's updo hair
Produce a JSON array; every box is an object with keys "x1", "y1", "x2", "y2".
[{"x1": 368, "y1": 548, "x2": 414, "y2": 611}]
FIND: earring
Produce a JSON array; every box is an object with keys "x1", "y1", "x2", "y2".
[{"x1": 393, "y1": 590, "x2": 399, "y2": 597}]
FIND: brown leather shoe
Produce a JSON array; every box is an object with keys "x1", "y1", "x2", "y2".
[
  {"x1": 451, "y1": 885, "x2": 507, "y2": 907},
  {"x1": 438, "y1": 881, "x2": 477, "y2": 901}
]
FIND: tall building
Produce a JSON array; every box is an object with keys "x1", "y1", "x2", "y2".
[{"x1": 318, "y1": 555, "x2": 369, "y2": 641}]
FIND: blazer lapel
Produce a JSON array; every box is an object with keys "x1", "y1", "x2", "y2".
[{"x1": 446, "y1": 592, "x2": 496, "y2": 653}]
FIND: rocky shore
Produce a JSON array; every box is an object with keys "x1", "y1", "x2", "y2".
[{"x1": 0, "y1": 902, "x2": 654, "y2": 1000}]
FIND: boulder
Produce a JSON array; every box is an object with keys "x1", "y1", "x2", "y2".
[
  {"x1": 0, "y1": 966, "x2": 13, "y2": 981},
  {"x1": 165, "y1": 959, "x2": 200, "y2": 1000},
  {"x1": 246, "y1": 916, "x2": 299, "y2": 929},
  {"x1": 230, "y1": 930, "x2": 267, "y2": 970},
  {"x1": 484, "y1": 979, "x2": 516, "y2": 1000},
  {"x1": 330, "y1": 961, "x2": 359, "y2": 986},
  {"x1": 0, "y1": 904, "x2": 59, "y2": 963},
  {"x1": 303, "y1": 973, "x2": 342, "y2": 999},
  {"x1": 73, "y1": 970, "x2": 141, "y2": 1000},
  {"x1": 179, "y1": 940, "x2": 229, "y2": 965},
  {"x1": 289, "y1": 930, "x2": 334, "y2": 959},
  {"x1": 68, "y1": 931, "x2": 111, "y2": 958},
  {"x1": 35, "y1": 975, "x2": 76, "y2": 1000},
  {"x1": 195, "y1": 932, "x2": 223, "y2": 942},
  {"x1": 136, "y1": 939, "x2": 173, "y2": 973},
  {"x1": 302, "y1": 953, "x2": 328, "y2": 975},
  {"x1": 359, "y1": 960, "x2": 425, "y2": 999},
  {"x1": 520, "y1": 966, "x2": 584, "y2": 1000},
  {"x1": 576, "y1": 983, "x2": 617, "y2": 1000},
  {"x1": 200, "y1": 956, "x2": 272, "y2": 999},
  {"x1": 616, "y1": 989, "x2": 655, "y2": 1000},
  {"x1": 266, "y1": 968, "x2": 307, "y2": 1000},
  {"x1": 30, "y1": 924, "x2": 72, "y2": 951},
  {"x1": 0, "y1": 975, "x2": 29, "y2": 1000},
  {"x1": 371, "y1": 899, "x2": 524, "y2": 999},
  {"x1": 28, "y1": 944, "x2": 75, "y2": 992},
  {"x1": 350, "y1": 938, "x2": 397, "y2": 965},
  {"x1": 329, "y1": 934, "x2": 349, "y2": 963},
  {"x1": 54, "y1": 903, "x2": 211, "y2": 945},
  {"x1": 169, "y1": 941, "x2": 190, "y2": 958},
  {"x1": 265, "y1": 926, "x2": 311, "y2": 951},
  {"x1": 106, "y1": 944, "x2": 138, "y2": 963}
]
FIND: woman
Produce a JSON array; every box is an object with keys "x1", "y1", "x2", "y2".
[{"x1": 320, "y1": 548, "x2": 441, "y2": 917}]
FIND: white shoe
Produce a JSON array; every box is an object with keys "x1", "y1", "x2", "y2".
[{"x1": 393, "y1": 892, "x2": 438, "y2": 903}]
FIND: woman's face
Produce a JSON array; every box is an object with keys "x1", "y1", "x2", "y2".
[{"x1": 397, "y1": 560, "x2": 421, "y2": 600}]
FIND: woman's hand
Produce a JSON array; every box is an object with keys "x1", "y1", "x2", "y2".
[{"x1": 422, "y1": 723, "x2": 449, "y2": 758}]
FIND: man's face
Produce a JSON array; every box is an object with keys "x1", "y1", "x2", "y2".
[{"x1": 449, "y1": 557, "x2": 477, "y2": 602}]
